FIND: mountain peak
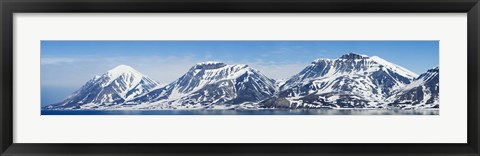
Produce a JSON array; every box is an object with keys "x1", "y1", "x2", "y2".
[
  {"x1": 312, "y1": 58, "x2": 332, "y2": 64},
  {"x1": 108, "y1": 64, "x2": 136, "y2": 72},
  {"x1": 106, "y1": 64, "x2": 142, "y2": 78},
  {"x1": 196, "y1": 61, "x2": 224, "y2": 65},
  {"x1": 428, "y1": 66, "x2": 439, "y2": 72},
  {"x1": 340, "y1": 53, "x2": 369, "y2": 59},
  {"x1": 193, "y1": 61, "x2": 228, "y2": 70}
]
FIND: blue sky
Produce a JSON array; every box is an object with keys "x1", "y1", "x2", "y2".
[{"x1": 41, "y1": 41, "x2": 438, "y2": 106}]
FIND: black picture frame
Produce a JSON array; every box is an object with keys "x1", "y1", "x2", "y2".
[{"x1": 1, "y1": 0, "x2": 479, "y2": 155}]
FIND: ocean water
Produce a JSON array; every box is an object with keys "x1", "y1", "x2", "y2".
[{"x1": 41, "y1": 109, "x2": 439, "y2": 115}]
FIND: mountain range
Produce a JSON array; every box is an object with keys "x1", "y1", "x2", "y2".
[{"x1": 43, "y1": 53, "x2": 439, "y2": 110}]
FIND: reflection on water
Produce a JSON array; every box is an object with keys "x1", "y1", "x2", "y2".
[{"x1": 41, "y1": 109, "x2": 439, "y2": 115}]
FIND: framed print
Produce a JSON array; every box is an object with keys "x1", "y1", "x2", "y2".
[
  {"x1": 40, "y1": 41, "x2": 440, "y2": 115},
  {"x1": 1, "y1": 0, "x2": 479, "y2": 155}
]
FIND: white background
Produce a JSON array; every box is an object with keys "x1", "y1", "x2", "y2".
[{"x1": 13, "y1": 13, "x2": 467, "y2": 143}]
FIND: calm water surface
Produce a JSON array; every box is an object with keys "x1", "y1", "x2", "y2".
[{"x1": 41, "y1": 109, "x2": 439, "y2": 115}]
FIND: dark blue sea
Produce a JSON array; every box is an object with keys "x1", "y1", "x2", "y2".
[{"x1": 41, "y1": 109, "x2": 439, "y2": 115}]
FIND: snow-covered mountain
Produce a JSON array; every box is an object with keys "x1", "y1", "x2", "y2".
[
  {"x1": 44, "y1": 65, "x2": 161, "y2": 109},
  {"x1": 388, "y1": 66, "x2": 439, "y2": 109},
  {"x1": 130, "y1": 62, "x2": 276, "y2": 109},
  {"x1": 44, "y1": 54, "x2": 440, "y2": 111},
  {"x1": 261, "y1": 53, "x2": 418, "y2": 109}
]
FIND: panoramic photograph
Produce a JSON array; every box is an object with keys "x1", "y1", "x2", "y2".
[{"x1": 41, "y1": 41, "x2": 439, "y2": 115}]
